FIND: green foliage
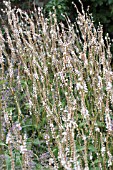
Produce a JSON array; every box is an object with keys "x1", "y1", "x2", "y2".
[{"x1": 44, "y1": 0, "x2": 69, "y2": 21}]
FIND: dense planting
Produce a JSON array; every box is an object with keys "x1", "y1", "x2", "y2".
[{"x1": 0, "y1": 1, "x2": 113, "y2": 169}]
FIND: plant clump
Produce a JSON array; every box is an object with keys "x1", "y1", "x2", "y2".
[{"x1": 0, "y1": 1, "x2": 113, "y2": 169}]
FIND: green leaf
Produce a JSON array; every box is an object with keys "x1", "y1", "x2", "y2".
[
  {"x1": 0, "y1": 142, "x2": 8, "y2": 148},
  {"x1": 6, "y1": 107, "x2": 15, "y2": 112},
  {"x1": 88, "y1": 145, "x2": 97, "y2": 152},
  {"x1": 53, "y1": 147, "x2": 58, "y2": 157},
  {"x1": 22, "y1": 125, "x2": 35, "y2": 129},
  {"x1": 79, "y1": 122, "x2": 86, "y2": 127},
  {"x1": 76, "y1": 146, "x2": 85, "y2": 152},
  {"x1": 96, "y1": 121, "x2": 105, "y2": 128},
  {"x1": 108, "y1": 0, "x2": 113, "y2": 4},
  {"x1": 33, "y1": 138, "x2": 41, "y2": 146},
  {"x1": 5, "y1": 154, "x2": 11, "y2": 170},
  {"x1": 0, "y1": 80, "x2": 6, "y2": 85},
  {"x1": 93, "y1": 159, "x2": 101, "y2": 164}
]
